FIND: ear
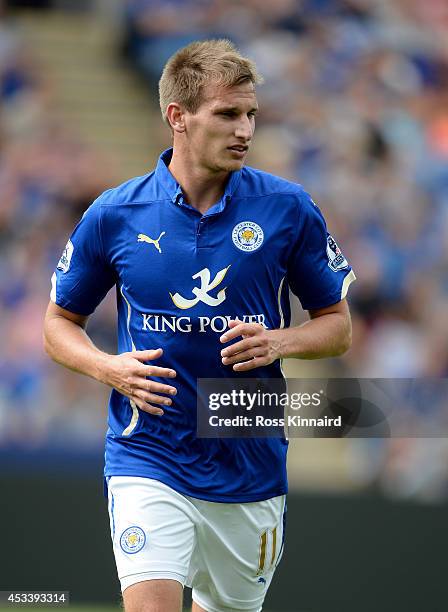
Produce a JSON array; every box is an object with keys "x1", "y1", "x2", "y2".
[{"x1": 166, "y1": 102, "x2": 186, "y2": 133}]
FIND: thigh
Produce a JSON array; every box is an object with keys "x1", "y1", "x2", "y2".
[
  {"x1": 123, "y1": 578, "x2": 182, "y2": 612},
  {"x1": 108, "y1": 477, "x2": 197, "y2": 593},
  {"x1": 189, "y1": 495, "x2": 287, "y2": 612}
]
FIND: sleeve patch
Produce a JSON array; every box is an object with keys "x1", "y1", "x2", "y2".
[
  {"x1": 326, "y1": 235, "x2": 348, "y2": 272},
  {"x1": 57, "y1": 239, "x2": 74, "y2": 273}
]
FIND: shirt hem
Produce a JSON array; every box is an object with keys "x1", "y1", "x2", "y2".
[
  {"x1": 299, "y1": 270, "x2": 355, "y2": 311},
  {"x1": 104, "y1": 469, "x2": 288, "y2": 503},
  {"x1": 53, "y1": 297, "x2": 94, "y2": 316}
]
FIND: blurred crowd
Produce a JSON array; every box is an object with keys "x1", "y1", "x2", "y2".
[
  {"x1": 1, "y1": 0, "x2": 447, "y2": 501},
  {"x1": 0, "y1": 0, "x2": 116, "y2": 450}
]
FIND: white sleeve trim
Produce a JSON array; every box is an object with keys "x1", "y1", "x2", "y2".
[
  {"x1": 341, "y1": 269, "x2": 356, "y2": 300},
  {"x1": 50, "y1": 272, "x2": 57, "y2": 303}
]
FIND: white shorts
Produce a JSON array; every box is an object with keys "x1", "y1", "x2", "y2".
[{"x1": 107, "y1": 476, "x2": 286, "y2": 612}]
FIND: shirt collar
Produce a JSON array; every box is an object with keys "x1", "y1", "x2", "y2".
[{"x1": 155, "y1": 147, "x2": 242, "y2": 212}]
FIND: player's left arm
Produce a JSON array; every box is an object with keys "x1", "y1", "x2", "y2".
[{"x1": 220, "y1": 298, "x2": 351, "y2": 372}]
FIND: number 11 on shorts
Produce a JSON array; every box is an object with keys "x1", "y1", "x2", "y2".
[{"x1": 256, "y1": 527, "x2": 277, "y2": 575}]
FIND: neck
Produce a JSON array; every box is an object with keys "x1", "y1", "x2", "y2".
[{"x1": 168, "y1": 148, "x2": 229, "y2": 215}]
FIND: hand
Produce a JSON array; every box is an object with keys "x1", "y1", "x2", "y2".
[
  {"x1": 99, "y1": 348, "x2": 177, "y2": 415},
  {"x1": 220, "y1": 320, "x2": 281, "y2": 372}
]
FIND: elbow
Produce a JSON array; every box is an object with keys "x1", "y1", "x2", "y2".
[
  {"x1": 329, "y1": 313, "x2": 352, "y2": 357},
  {"x1": 42, "y1": 322, "x2": 56, "y2": 362},
  {"x1": 42, "y1": 332, "x2": 52, "y2": 360},
  {"x1": 336, "y1": 321, "x2": 352, "y2": 356},
  {"x1": 337, "y1": 334, "x2": 352, "y2": 356},
  {"x1": 43, "y1": 340, "x2": 51, "y2": 359}
]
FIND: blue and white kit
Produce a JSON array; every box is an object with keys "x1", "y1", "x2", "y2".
[{"x1": 51, "y1": 148, "x2": 355, "y2": 503}]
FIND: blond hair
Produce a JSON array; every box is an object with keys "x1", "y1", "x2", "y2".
[{"x1": 159, "y1": 39, "x2": 263, "y2": 125}]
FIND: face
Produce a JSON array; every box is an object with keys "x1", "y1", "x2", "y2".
[{"x1": 182, "y1": 80, "x2": 258, "y2": 174}]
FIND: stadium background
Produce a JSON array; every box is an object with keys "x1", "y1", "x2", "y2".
[{"x1": 0, "y1": 0, "x2": 447, "y2": 610}]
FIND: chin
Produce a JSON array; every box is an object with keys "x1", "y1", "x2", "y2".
[{"x1": 221, "y1": 159, "x2": 245, "y2": 172}]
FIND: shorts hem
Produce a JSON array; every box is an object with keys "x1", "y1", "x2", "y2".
[
  {"x1": 121, "y1": 570, "x2": 186, "y2": 593},
  {"x1": 192, "y1": 592, "x2": 262, "y2": 612}
]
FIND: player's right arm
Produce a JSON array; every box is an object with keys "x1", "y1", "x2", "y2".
[
  {"x1": 43, "y1": 301, "x2": 177, "y2": 416},
  {"x1": 45, "y1": 197, "x2": 177, "y2": 415}
]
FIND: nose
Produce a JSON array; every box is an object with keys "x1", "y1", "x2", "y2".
[{"x1": 234, "y1": 116, "x2": 253, "y2": 141}]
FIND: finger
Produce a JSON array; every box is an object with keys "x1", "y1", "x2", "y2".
[
  {"x1": 233, "y1": 357, "x2": 267, "y2": 372},
  {"x1": 141, "y1": 365, "x2": 177, "y2": 379},
  {"x1": 220, "y1": 321, "x2": 246, "y2": 342},
  {"x1": 131, "y1": 397, "x2": 164, "y2": 416},
  {"x1": 134, "y1": 389, "x2": 173, "y2": 406},
  {"x1": 227, "y1": 318, "x2": 242, "y2": 328},
  {"x1": 131, "y1": 348, "x2": 163, "y2": 362},
  {"x1": 220, "y1": 323, "x2": 262, "y2": 343},
  {"x1": 144, "y1": 380, "x2": 177, "y2": 396},
  {"x1": 221, "y1": 337, "x2": 262, "y2": 358},
  {"x1": 222, "y1": 346, "x2": 265, "y2": 366},
  {"x1": 124, "y1": 376, "x2": 176, "y2": 395}
]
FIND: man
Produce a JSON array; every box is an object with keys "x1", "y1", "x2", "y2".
[{"x1": 44, "y1": 39, "x2": 355, "y2": 612}]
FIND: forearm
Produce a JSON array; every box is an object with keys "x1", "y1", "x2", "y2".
[
  {"x1": 44, "y1": 310, "x2": 178, "y2": 415},
  {"x1": 43, "y1": 315, "x2": 109, "y2": 383},
  {"x1": 269, "y1": 312, "x2": 352, "y2": 360}
]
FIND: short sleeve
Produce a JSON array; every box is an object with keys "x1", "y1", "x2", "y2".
[
  {"x1": 50, "y1": 199, "x2": 116, "y2": 315},
  {"x1": 287, "y1": 191, "x2": 356, "y2": 310}
]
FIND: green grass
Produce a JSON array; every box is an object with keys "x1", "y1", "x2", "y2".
[
  {"x1": 0, "y1": 603, "x2": 279, "y2": 611},
  {"x1": 0, "y1": 608, "x2": 203, "y2": 612},
  {"x1": 0, "y1": 608, "x2": 197, "y2": 612},
  {"x1": 0, "y1": 608, "x2": 122, "y2": 612}
]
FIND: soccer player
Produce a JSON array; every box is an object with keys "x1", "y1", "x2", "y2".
[{"x1": 44, "y1": 40, "x2": 355, "y2": 612}]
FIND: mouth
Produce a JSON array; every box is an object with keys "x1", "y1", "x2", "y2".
[{"x1": 227, "y1": 145, "x2": 249, "y2": 157}]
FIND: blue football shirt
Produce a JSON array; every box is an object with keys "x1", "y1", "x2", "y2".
[{"x1": 51, "y1": 148, "x2": 355, "y2": 502}]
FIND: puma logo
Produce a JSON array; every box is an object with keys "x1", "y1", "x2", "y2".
[{"x1": 137, "y1": 231, "x2": 166, "y2": 254}]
